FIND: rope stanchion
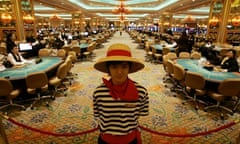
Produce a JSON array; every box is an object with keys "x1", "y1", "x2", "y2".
[{"x1": 3, "y1": 115, "x2": 98, "y2": 137}]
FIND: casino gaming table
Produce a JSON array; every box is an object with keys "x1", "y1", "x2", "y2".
[
  {"x1": 176, "y1": 59, "x2": 240, "y2": 82},
  {"x1": 151, "y1": 44, "x2": 176, "y2": 53},
  {"x1": 0, "y1": 57, "x2": 63, "y2": 81},
  {"x1": 79, "y1": 43, "x2": 89, "y2": 54}
]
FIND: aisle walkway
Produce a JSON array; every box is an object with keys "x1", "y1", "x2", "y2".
[{"x1": 4, "y1": 31, "x2": 240, "y2": 144}]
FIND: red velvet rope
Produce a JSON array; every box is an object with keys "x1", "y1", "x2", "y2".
[
  {"x1": 5, "y1": 116, "x2": 237, "y2": 138},
  {"x1": 7, "y1": 117, "x2": 98, "y2": 137},
  {"x1": 139, "y1": 122, "x2": 236, "y2": 137}
]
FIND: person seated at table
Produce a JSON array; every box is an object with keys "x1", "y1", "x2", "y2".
[
  {"x1": 6, "y1": 33, "x2": 17, "y2": 53},
  {"x1": 176, "y1": 31, "x2": 190, "y2": 56},
  {"x1": 7, "y1": 46, "x2": 33, "y2": 66},
  {"x1": 220, "y1": 49, "x2": 239, "y2": 72},
  {"x1": 166, "y1": 38, "x2": 177, "y2": 48}
]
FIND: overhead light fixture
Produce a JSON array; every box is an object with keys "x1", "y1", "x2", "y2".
[
  {"x1": 232, "y1": 15, "x2": 240, "y2": 27},
  {"x1": 112, "y1": 0, "x2": 131, "y2": 22},
  {"x1": 209, "y1": 16, "x2": 219, "y2": 26},
  {"x1": 182, "y1": 15, "x2": 196, "y2": 23},
  {"x1": 1, "y1": 13, "x2": 12, "y2": 24},
  {"x1": 23, "y1": 14, "x2": 34, "y2": 24}
]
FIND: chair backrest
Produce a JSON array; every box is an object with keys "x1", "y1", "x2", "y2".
[
  {"x1": 87, "y1": 44, "x2": 94, "y2": 52},
  {"x1": 162, "y1": 47, "x2": 170, "y2": 55},
  {"x1": 80, "y1": 39, "x2": 87, "y2": 44},
  {"x1": 151, "y1": 47, "x2": 157, "y2": 55},
  {"x1": 0, "y1": 78, "x2": 13, "y2": 96},
  {"x1": 179, "y1": 52, "x2": 190, "y2": 59},
  {"x1": 191, "y1": 51, "x2": 201, "y2": 59},
  {"x1": 220, "y1": 49, "x2": 230, "y2": 57},
  {"x1": 39, "y1": 49, "x2": 50, "y2": 57},
  {"x1": 56, "y1": 63, "x2": 67, "y2": 79},
  {"x1": 57, "y1": 49, "x2": 66, "y2": 59},
  {"x1": 0, "y1": 47, "x2": 7, "y2": 55},
  {"x1": 67, "y1": 51, "x2": 77, "y2": 62},
  {"x1": 165, "y1": 59, "x2": 174, "y2": 74},
  {"x1": 65, "y1": 57, "x2": 73, "y2": 72},
  {"x1": 62, "y1": 46, "x2": 71, "y2": 54},
  {"x1": 173, "y1": 63, "x2": 186, "y2": 81},
  {"x1": 218, "y1": 79, "x2": 240, "y2": 96},
  {"x1": 145, "y1": 44, "x2": 151, "y2": 53},
  {"x1": 185, "y1": 71, "x2": 205, "y2": 89},
  {"x1": 167, "y1": 52, "x2": 177, "y2": 60},
  {"x1": 71, "y1": 46, "x2": 81, "y2": 54},
  {"x1": 26, "y1": 72, "x2": 48, "y2": 89}
]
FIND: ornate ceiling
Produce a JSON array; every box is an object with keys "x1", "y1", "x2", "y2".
[{"x1": 33, "y1": 0, "x2": 211, "y2": 21}]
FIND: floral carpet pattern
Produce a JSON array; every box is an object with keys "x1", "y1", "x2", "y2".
[{"x1": 3, "y1": 31, "x2": 240, "y2": 144}]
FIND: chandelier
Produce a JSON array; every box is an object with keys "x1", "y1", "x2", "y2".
[
  {"x1": 23, "y1": 14, "x2": 34, "y2": 24},
  {"x1": 112, "y1": 0, "x2": 130, "y2": 22},
  {"x1": 50, "y1": 14, "x2": 62, "y2": 22},
  {"x1": 232, "y1": 15, "x2": 240, "y2": 27},
  {"x1": 209, "y1": 16, "x2": 219, "y2": 26},
  {"x1": 112, "y1": 0, "x2": 130, "y2": 14},
  {"x1": 1, "y1": 13, "x2": 12, "y2": 24},
  {"x1": 182, "y1": 15, "x2": 196, "y2": 23}
]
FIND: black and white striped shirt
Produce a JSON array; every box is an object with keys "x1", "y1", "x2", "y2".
[{"x1": 93, "y1": 82, "x2": 149, "y2": 135}]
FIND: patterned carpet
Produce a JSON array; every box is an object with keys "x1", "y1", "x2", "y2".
[{"x1": 3, "y1": 31, "x2": 240, "y2": 144}]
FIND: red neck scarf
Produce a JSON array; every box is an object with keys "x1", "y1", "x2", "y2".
[{"x1": 102, "y1": 77, "x2": 138, "y2": 101}]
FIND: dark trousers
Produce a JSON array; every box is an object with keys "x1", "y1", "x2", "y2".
[{"x1": 98, "y1": 136, "x2": 138, "y2": 144}]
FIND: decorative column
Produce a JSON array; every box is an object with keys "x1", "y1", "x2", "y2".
[
  {"x1": 216, "y1": 0, "x2": 232, "y2": 43},
  {"x1": 161, "y1": 14, "x2": 171, "y2": 33},
  {"x1": 13, "y1": 0, "x2": 35, "y2": 41},
  {"x1": 208, "y1": 0, "x2": 239, "y2": 44},
  {"x1": 72, "y1": 13, "x2": 81, "y2": 29}
]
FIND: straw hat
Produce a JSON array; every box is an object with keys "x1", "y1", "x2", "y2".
[{"x1": 94, "y1": 43, "x2": 144, "y2": 73}]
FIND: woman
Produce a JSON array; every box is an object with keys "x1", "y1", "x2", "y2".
[
  {"x1": 7, "y1": 46, "x2": 33, "y2": 66},
  {"x1": 93, "y1": 43, "x2": 149, "y2": 144},
  {"x1": 6, "y1": 33, "x2": 16, "y2": 53},
  {"x1": 220, "y1": 49, "x2": 239, "y2": 72}
]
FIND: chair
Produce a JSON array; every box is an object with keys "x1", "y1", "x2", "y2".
[
  {"x1": 57, "y1": 49, "x2": 66, "y2": 59},
  {"x1": 71, "y1": 46, "x2": 81, "y2": 59},
  {"x1": 191, "y1": 51, "x2": 201, "y2": 59},
  {"x1": 164, "y1": 59, "x2": 175, "y2": 86},
  {"x1": 49, "y1": 63, "x2": 68, "y2": 97},
  {"x1": 25, "y1": 72, "x2": 54, "y2": 109},
  {"x1": 162, "y1": 47, "x2": 170, "y2": 55},
  {"x1": 0, "y1": 78, "x2": 25, "y2": 111},
  {"x1": 38, "y1": 48, "x2": 51, "y2": 57},
  {"x1": 171, "y1": 63, "x2": 187, "y2": 96},
  {"x1": 179, "y1": 52, "x2": 190, "y2": 59},
  {"x1": 145, "y1": 43, "x2": 153, "y2": 62},
  {"x1": 64, "y1": 56, "x2": 75, "y2": 85},
  {"x1": 204, "y1": 78, "x2": 240, "y2": 117},
  {"x1": 220, "y1": 49, "x2": 229, "y2": 57},
  {"x1": 0, "y1": 47, "x2": 7, "y2": 55},
  {"x1": 151, "y1": 46, "x2": 162, "y2": 63},
  {"x1": 182, "y1": 71, "x2": 207, "y2": 110},
  {"x1": 167, "y1": 52, "x2": 177, "y2": 60},
  {"x1": 67, "y1": 51, "x2": 77, "y2": 63},
  {"x1": 83, "y1": 44, "x2": 93, "y2": 61},
  {"x1": 62, "y1": 46, "x2": 71, "y2": 54}
]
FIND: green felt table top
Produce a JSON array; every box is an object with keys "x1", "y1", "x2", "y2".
[
  {"x1": 151, "y1": 44, "x2": 176, "y2": 51},
  {"x1": 176, "y1": 59, "x2": 240, "y2": 82},
  {"x1": 0, "y1": 57, "x2": 63, "y2": 80}
]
